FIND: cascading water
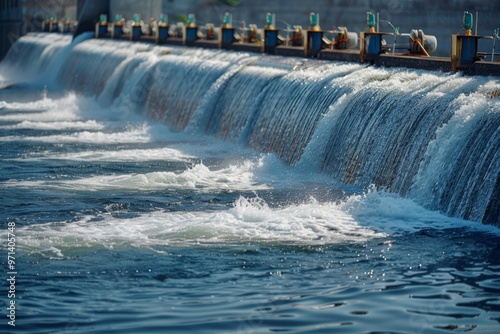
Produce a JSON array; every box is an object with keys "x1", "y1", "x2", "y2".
[{"x1": 2, "y1": 33, "x2": 498, "y2": 226}]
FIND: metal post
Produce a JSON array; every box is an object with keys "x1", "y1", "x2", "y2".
[
  {"x1": 493, "y1": 38, "x2": 496, "y2": 62},
  {"x1": 492, "y1": 28, "x2": 499, "y2": 62},
  {"x1": 475, "y1": 11, "x2": 478, "y2": 35}
]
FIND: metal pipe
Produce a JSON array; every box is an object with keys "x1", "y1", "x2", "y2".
[
  {"x1": 494, "y1": 29, "x2": 500, "y2": 62},
  {"x1": 382, "y1": 20, "x2": 398, "y2": 55},
  {"x1": 279, "y1": 20, "x2": 291, "y2": 46},
  {"x1": 493, "y1": 36, "x2": 497, "y2": 62},
  {"x1": 475, "y1": 11, "x2": 478, "y2": 35}
]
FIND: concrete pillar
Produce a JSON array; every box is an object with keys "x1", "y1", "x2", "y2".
[{"x1": 0, "y1": 0, "x2": 23, "y2": 60}]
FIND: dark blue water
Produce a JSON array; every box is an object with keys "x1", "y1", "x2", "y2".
[{"x1": 0, "y1": 33, "x2": 499, "y2": 333}]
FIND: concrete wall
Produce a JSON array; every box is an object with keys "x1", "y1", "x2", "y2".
[
  {"x1": 0, "y1": 0, "x2": 23, "y2": 60},
  {"x1": 110, "y1": 0, "x2": 500, "y2": 57},
  {"x1": 110, "y1": 0, "x2": 162, "y2": 21},
  {"x1": 0, "y1": 0, "x2": 77, "y2": 60}
]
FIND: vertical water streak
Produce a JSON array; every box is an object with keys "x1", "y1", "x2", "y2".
[
  {"x1": 141, "y1": 56, "x2": 232, "y2": 130},
  {"x1": 410, "y1": 92, "x2": 500, "y2": 224},
  {"x1": 202, "y1": 65, "x2": 287, "y2": 140},
  {"x1": 318, "y1": 71, "x2": 474, "y2": 189},
  {"x1": 0, "y1": 33, "x2": 72, "y2": 84},
  {"x1": 56, "y1": 43, "x2": 130, "y2": 97},
  {"x1": 242, "y1": 62, "x2": 363, "y2": 165},
  {"x1": 98, "y1": 55, "x2": 151, "y2": 107}
]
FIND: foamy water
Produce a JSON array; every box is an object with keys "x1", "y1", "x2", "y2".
[
  {"x1": 6, "y1": 161, "x2": 269, "y2": 192},
  {"x1": 16, "y1": 147, "x2": 194, "y2": 162},
  {"x1": 16, "y1": 195, "x2": 385, "y2": 256},
  {"x1": 15, "y1": 185, "x2": 498, "y2": 259},
  {"x1": 2, "y1": 93, "x2": 495, "y2": 248}
]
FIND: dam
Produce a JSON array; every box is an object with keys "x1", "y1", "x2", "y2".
[{"x1": 2, "y1": 27, "x2": 498, "y2": 226}]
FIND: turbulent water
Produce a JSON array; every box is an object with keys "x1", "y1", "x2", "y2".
[{"x1": 0, "y1": 33, "x2": 499, "y2": 333}]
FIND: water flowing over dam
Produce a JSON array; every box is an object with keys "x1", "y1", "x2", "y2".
[{"x1": 2, "y1": 32, "x2": 499, "y2": 226}]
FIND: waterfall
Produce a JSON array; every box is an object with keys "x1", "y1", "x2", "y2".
[{"x1": 1, "y1": 33, "x2": 498, "y2": 225}]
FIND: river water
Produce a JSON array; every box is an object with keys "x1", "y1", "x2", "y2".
[{"x1": 0, "y1": 33, "x2": 499, "y2": 333}]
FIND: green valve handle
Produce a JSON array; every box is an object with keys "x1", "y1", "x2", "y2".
[
  {"x1": 133, "y1": 13, "x2": 140, "y2": 24},
  {"x1": 115, "y1": 14, "x2": 122, "y2": 23},
  {"x1": 188, "y1": 14, "x2": 195, "y2": 25},
  {"x1": 266, "y1": 13, "x2": 274, "y2": 27},
  {"x1": 463, "y1": 11, "x2": 473, "y2": 30},
  {"x1": 160, "y1": 14, "x2": 167, "y2": 24},
  {"x1": 367, "y1": 12, "x2": 376, "y2": 29},
  {"x1": 310, "y1": 12, "x2": 318, "y2": 27},
  {"x1": 223, "y1": 12, "x2": 231, "y2": 26},
  {"x1": 100, "y1": 14, "x2": 107, "y2": 23}
]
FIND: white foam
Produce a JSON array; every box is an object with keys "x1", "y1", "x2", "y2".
[
  {"x1": 0, "y1": 92, "x2": 146, "y2": 122},
  {"x1": 16, "y1": 147, "x2": 194, "y2": 163},
  {"x1": 339, "y1": 186, "x2": 499, "y2": 235},
  {"x1": 0, "y1": 94, "x2": 154, "y2": 144},
  {"x1": 0, "y1": 120, "x2": 104, "y2": 131},
  {"x1": 0, "y1": 123, "x2": 151, "y2": 144},
  {"x1": 15, "y1": 195, "x2": 386, "y2": 256},
  {"x1": 0, "y1": 93, "x2": 90, "y2": 121},
  {"x1": 7, "y1": 148, "x2": 343, "y2": 198},
  {"x1": 5, "y1": 161, "x2": 269, "y2": 192},
  {"x1": 13, "y1": 188, "x2": 498, "y2": 257},
  {"x1": 0, "y1": 97, "x2": 56, "y2": 114}
]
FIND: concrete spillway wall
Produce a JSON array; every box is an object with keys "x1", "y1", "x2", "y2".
[{"x1": 110, "y1": 0, "x2": 500, "y2": 57}]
